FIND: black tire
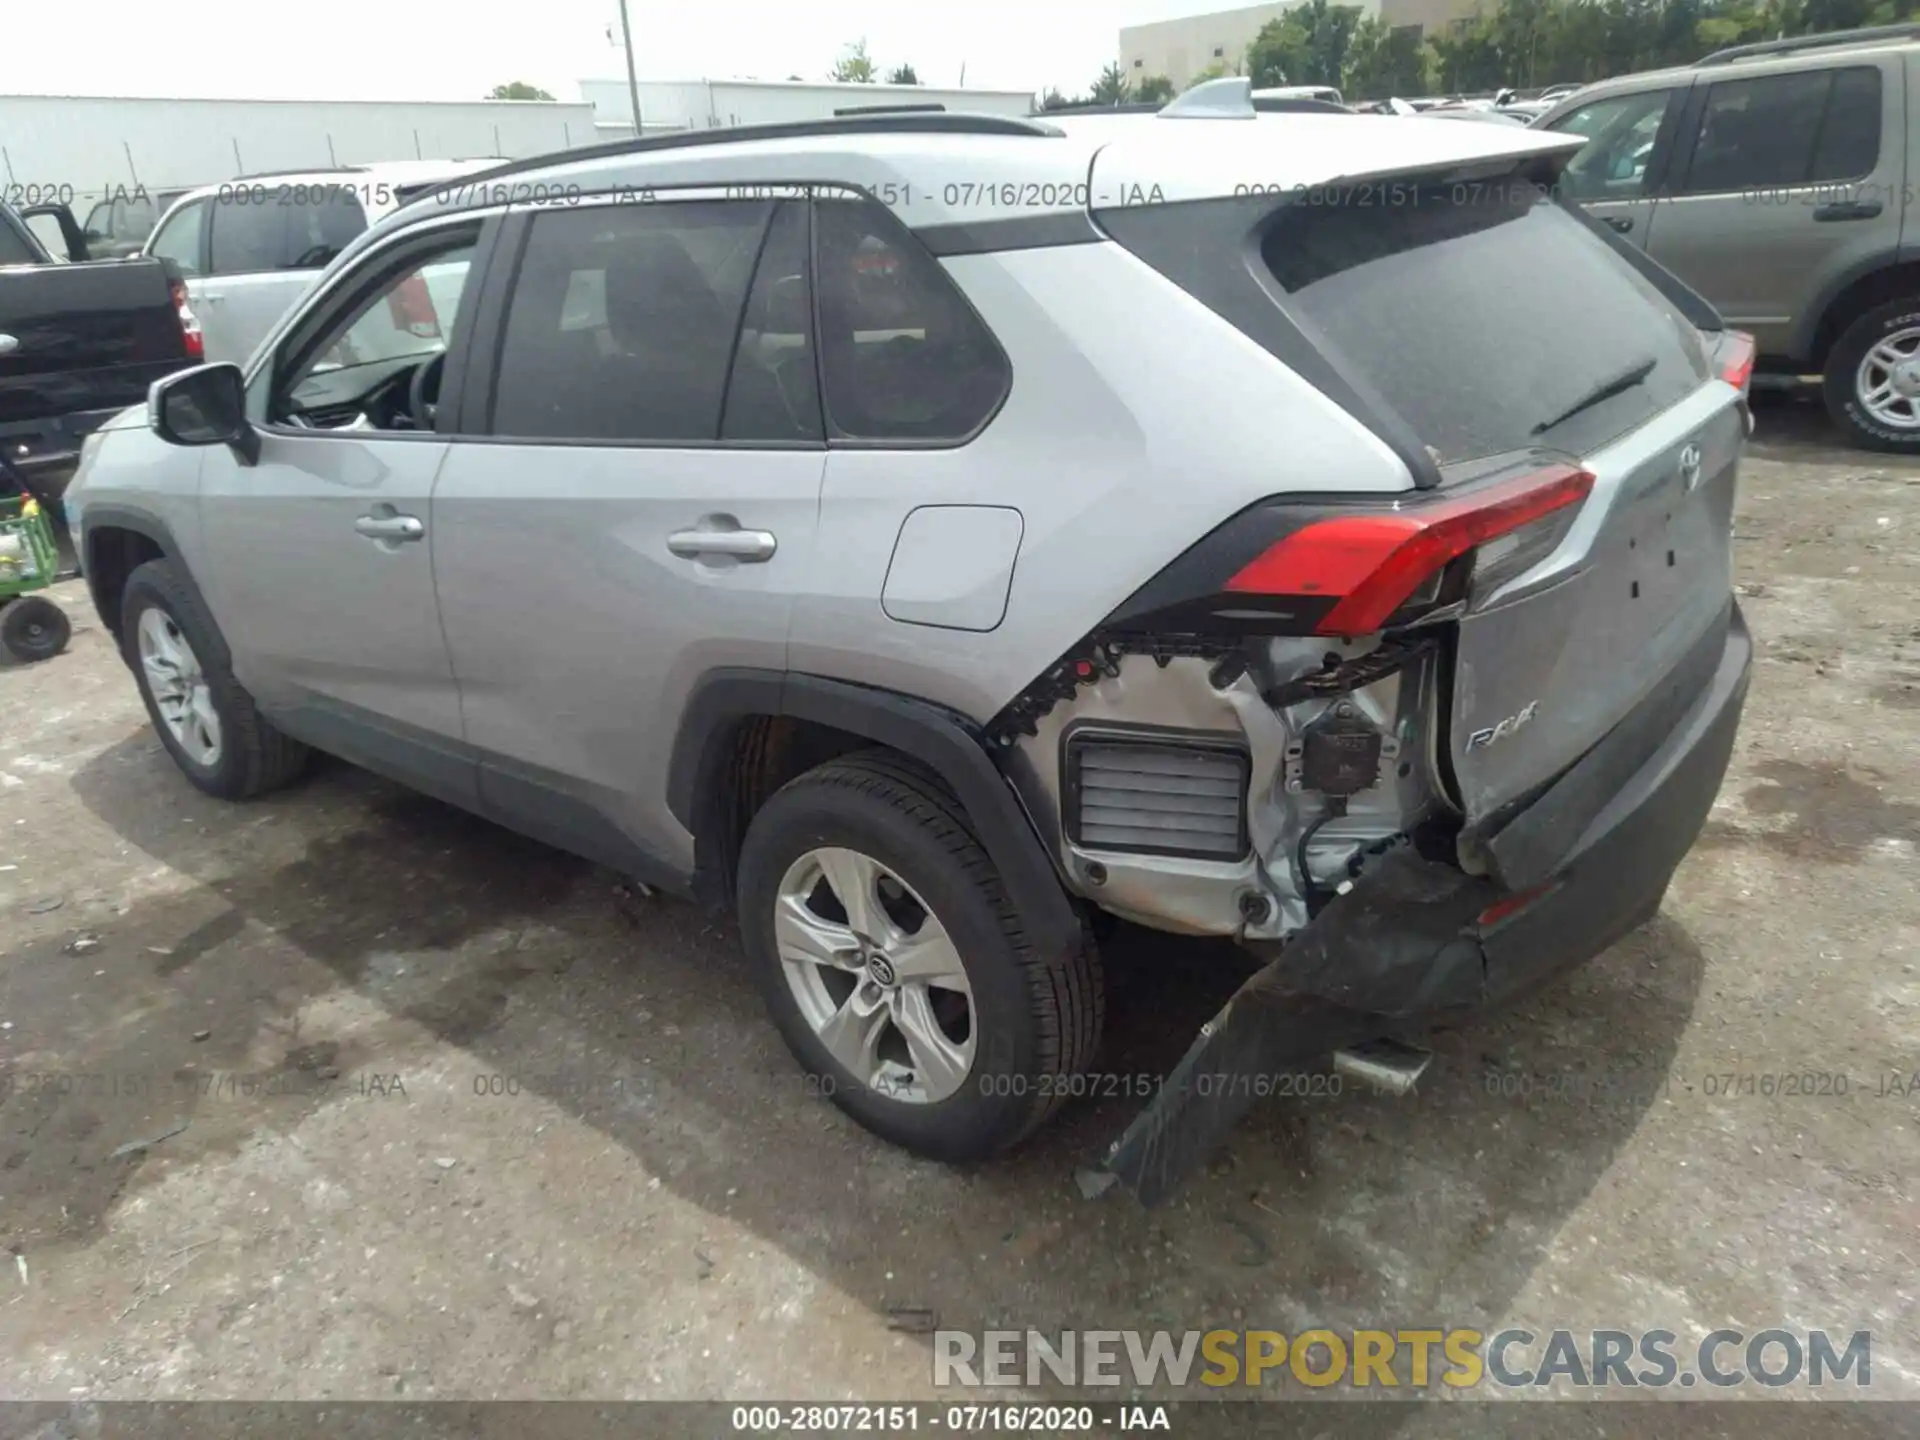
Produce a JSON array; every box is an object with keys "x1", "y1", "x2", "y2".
[
  {"x1": 1, "y1": 595, "x2": 70, "y2": 662},
  {"x1": 1823, "y1": 298, "x2": 1920, "y2": 452},
  {"x1": 737, "y1": 749, "x2": 1103, "y2": 1162},
  {"x1": 120, "y1": 558, "x2": 310, "y2": 800}
]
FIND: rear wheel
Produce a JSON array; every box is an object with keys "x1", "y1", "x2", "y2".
[
  {"x1": 120, "y1": 558, "x2": 310, "y2": 800},
  {"x1": 1823, "y1": 299, "x2": 1920, "y2": 452},
  {"x1": 737, "y1": 751, "x2": 1103, "y2": 1161},
  {"x1": 1, "y1": 596, "x2": 70, "y2": 662}
]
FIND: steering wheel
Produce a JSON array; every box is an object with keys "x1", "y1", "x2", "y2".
[{"x1": 408, "y1": 352, "x2": 447, "y2": 432}]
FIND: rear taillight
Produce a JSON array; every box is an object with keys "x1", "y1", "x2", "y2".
[
  {"x1": 1715, "y1": 329, "x2": 1755, "y2": 393},
  {"x1": 170, "y1": 280, "x2": 203, "y2": 360},
  {"x1": 1224, "y1": 465, "x2": 1595, "y2": 636}
]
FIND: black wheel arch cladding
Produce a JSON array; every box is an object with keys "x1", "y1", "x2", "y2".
[{"x1": 669, "y1": 669, "x2": 1082, "y2": 963}]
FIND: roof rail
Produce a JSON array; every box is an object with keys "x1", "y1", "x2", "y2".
[
  {"x1": 833, "y1": 102, "x2": 947, "y2": 116},
  {"x1": 1041, "y1": 95, "x2": 1348, "y2": 116},
  {"x1": 233, "y1": 165, "x2": 369, "y2": 180},
  {"x1": 1696, "y1": 22, "x2": 1920, "y2": 66},
  {"x1": 426, "y1": 110, "x2": 1062, "y2": 196}
]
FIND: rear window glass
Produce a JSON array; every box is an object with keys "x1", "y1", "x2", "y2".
[{"x1": 1262, "y1": 180, "x2": 1705, "y2": 463}]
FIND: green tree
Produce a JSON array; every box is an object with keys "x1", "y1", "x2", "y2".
[
  {"x1": 1039, "y1": 86, "x2": 1079, "y2": 110},
  {"x1": 1343, "y1": 18, "x2": 1429, "y2": 99},
  {"x1": 1136, "y1": 74, "x2": 1177, "y2": 102},
  {"x1": 488, "y1": 82, "x2": 555, "y2": 100},
  {"x1": 1248, "y1": 1, "x2": 1365, "y2": 88},
  {"x1": 887, "y1": 63, "x2": 921, "y2": 85},
  {"x1": 1089, "y1": 60, "x2": 1132, "y2": 105},
  {"x1": 832, "y1": 39, "x2": 877, "y2": 83}
]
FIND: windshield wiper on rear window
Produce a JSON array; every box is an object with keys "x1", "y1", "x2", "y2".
[{"x1": 1530, "y1": 355, "x2": 1658, "y2": 436}]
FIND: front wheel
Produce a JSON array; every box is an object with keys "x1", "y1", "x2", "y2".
[
  {"x1": 1823, "y1": 300, "x2": 1920, "y2": 452},
  {"x1": 120, "y1": 558, "x2": 310, "y2": 800},
  {"x1": 1, "y1": 595, "x2": 70, "y2": 662},
  {"x1": 736, "y1": 751, "x2": 1104, "y2": 1162}
]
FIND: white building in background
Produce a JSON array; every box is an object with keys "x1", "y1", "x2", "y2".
[
  {"x1": 1120, "y1": 2, "x2": 1386, "y2": 89},
  {"x1": 1120, "y1": 1, "x2": 1483, "y2": 92},
  {"x1": 578, "y1": 78, "x2": 1038, "y2": 134},
  {"x1": 0, "y1": 94, "x2": 605, "y2": 210}
]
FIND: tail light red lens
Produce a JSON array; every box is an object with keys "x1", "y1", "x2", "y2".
[
  {"x1": 1224, "y1": 465, "x2": 1595, "y2": 636},
  {"x1": 170, "y1": 280, "x2": 203, "y2": 360},
  {"x1": 1716, "y1": 329, "x2": 1755, "y2": 393}
]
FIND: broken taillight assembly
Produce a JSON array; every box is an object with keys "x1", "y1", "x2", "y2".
[
  {"x1": 1715, "y1": 329, "x2": 1756, "y2": 394},
  {"x1": 1221, "y1": 465, "x2": 1595, "y2": 636}
]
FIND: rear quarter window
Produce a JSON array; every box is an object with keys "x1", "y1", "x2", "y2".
[{"x1": 1262, "y1": 178, "x2": 1707, "y2": 464}]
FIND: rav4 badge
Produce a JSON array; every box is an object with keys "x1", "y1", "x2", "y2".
[{"x1": 1466, "y1": 700, "x2": 1539, "y2": 751}]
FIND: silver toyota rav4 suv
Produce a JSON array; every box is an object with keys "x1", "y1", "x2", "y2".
[{"x1": 65, "y1": 85, "x2": 1756, "y2": 1202}]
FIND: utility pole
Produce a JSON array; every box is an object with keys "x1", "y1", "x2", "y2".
[{"x1": 616, "y1": 0, "x2": 643, "y2": 135}]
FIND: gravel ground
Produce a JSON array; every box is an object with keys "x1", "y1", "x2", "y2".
[{"x1": 0, "y1": 399, "x2": 1915, "y2": 1422}]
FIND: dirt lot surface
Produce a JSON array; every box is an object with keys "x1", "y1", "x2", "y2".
[{"x1": 1, "y1": 399, "x2": 1916, "y2": 1424}]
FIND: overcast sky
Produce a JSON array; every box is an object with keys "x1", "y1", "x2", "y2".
[{"x1": 9, "y1": 0, "x2": 1218, "y2": 102}]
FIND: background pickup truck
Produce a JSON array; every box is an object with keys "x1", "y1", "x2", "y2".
[{"x1": 1, "y1": 199, "x2": 200, "y2": 565}]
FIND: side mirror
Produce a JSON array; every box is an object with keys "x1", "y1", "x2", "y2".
[{"x1": 149, "y1": 363, "x2": 259, "y2": 464}]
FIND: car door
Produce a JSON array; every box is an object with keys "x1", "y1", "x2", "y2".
[
  {"x1": 430, "y1": 191, "x2": 826, "y2": 881},
  {"x1": 198, "y1": 188, "x2": 366, "y2": 365},
  {"x1": 1644, "y1": 59, "x2": 1901, "y2": 358},
  {"x1": 195, "y1": 215, "x2": 489, "y2": 806},
  {"x1": 1545, "y1": 82, "x2": 1692, "y2": 248}
]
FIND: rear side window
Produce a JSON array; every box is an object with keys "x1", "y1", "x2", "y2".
[
  {"x1": 148, "y1": 199, "x2": 208, "y2": 275},
  {"x1": 1263, "y1": 180, "x2": 1705, "y2": 464},
  {"x1": 490, "y1": 199, "x2": 771, "y2": 443},
  {"x1": 813, "y1": 197, "x2": 1009, "y2": 442},
  {"x1": 1683, "y1": 66, "x2": 1881, "y2": 193}
]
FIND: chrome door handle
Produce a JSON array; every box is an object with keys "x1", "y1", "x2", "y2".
[
  {"x1": 0, "y1": 334, "x2": 19, "y2": 356},
  {"x1": 355, "y1": 513, "x2": 424, "y2": 541},
  {"x1": 667, "y1": 528, "x2": 777, "y2": 562}
]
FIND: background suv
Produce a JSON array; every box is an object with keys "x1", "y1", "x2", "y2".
[
  {"x1": 68, "y1": 93, "x2": 1753, "y2": 1202},
  {"x1": 1538, "y1": 23, "x2": 1920, "y2": 450},
  {"x1": 141, "y1": 158, "x2": 505, "y2": 364}
]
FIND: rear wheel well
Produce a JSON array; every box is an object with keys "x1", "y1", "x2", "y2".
[
  {"x1": 695, "y1": 716, "x2": 888, "y2": 907},
  {"x1": 1810, "y1": 262, "x2": 1920, "y2": 372},
  {"x1": 83, "y1": 526, "x2": 165, "y2": 643}
]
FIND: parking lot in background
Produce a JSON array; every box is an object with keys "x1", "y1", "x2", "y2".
[{"x1": 1, "y1": 396, "x2": 1915, "y2": 1405}]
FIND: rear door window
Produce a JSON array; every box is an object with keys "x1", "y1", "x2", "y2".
[
  {"x1": 721, "y1": 200, "x2": 823, "y2": 442},
  {"x1": 1263, "y1": 179, "x2": 1706, "y2": 464},
  {"x1": 812, "y1": 196, "x2": 1009, "y2": 442},
  {"x1": 1682, "y1": 66, "x2": 1881, "y2": 193},
  {"x1": 488, "y1": 198, "x2": 771, "y2": 443},
  {"x1": 208, "y1": 189, "x2": 365, "y2": 274},
  {"x1": 208, "y1": 196, "x2": 288, "y2": 274}
]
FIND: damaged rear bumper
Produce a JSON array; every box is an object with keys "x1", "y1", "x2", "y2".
[{"x1": 1101, "y1": 603, "x2": 1752, "y2": 1204}]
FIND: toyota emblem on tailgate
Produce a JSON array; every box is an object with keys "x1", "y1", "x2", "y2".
[{"x1": 1679, "y1": 441, "x2": 1704, "y2": 492}]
